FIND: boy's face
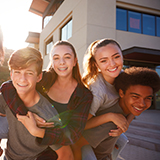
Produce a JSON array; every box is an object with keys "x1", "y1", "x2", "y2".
[
  {"x1": 10, "y1": 64, "x2": 42, "y2": 96},
  {"x1": 119, "y1": 85, "x2": 153, "y2": 116}
]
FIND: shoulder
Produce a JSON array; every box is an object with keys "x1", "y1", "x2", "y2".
[
  {"x1": 90, "y1": 73, "x2": 106, "y2": 95},
  {"x1": 76, "y1": 83, "x2": 93, "y2": 99}
]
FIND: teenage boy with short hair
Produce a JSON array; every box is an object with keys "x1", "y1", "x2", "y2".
[
  {"x1": 0, "y1": 47, "x2": 73, "y2": 160},
  {"x1": 89, "y1": 67, "x2": 160, "y2": 160}
]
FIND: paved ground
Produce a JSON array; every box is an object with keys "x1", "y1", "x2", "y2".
[
  {"x1": 116, "y1": 109, "x2": 160, "y2": 160},
  {"x1": 1, "y1": 110, "x2": 160, "y2": 160}
]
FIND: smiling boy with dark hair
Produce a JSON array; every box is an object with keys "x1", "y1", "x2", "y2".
[{"x1": 87, "y1": 67, "x2": 160, "y2": 160}]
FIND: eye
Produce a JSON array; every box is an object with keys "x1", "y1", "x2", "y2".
[
  {"x1": 53, "y1": 57, "x2": 59, "y2": 60},
  {"x1": 132, "y1": 96, "x2": 139, "y2": 100},
  {"x1": 65, "y1": 56, "x2": 71, "y2": 59},
  {"x1": 100, "y1": 59, "x2": 107, "y2": 63},
  {"x1": 114, "y1": 55, "x2": 121, "y2": 59},
  {"x1": 27, "y1": 72, "x2": 33, "y2": 75},
  {"x1": 146, "y1": 97, "x2": 153, "y2": 101},
  {"x1": 14, "y1": 70, "x2": 20, "y2": 74}
]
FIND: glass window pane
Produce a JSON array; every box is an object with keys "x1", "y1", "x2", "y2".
[
  {"x1": 46, "y1": 41, "x2": 53, "y2": 55},
  {"x1": 61, "y1": 25, "x2": 67, "y2": 40},
  {"x1": 143, "y1": 14, "x2": 155, "y2": 36},
  {"x1": 128, "y1": 11, "x2": 141, "y2": 33},
  {"x1": 61, "y1": 19, "x2": 72, "y2": 40},
  {"x1": 116, "y1": 8, "x2": 127, "y2": 31},
  {"x1": 156, "y1": 17, "x2": 160, "y2": 37},
  {"x1": 67, "y1": 20, "x2": 72, "y2": 39}
]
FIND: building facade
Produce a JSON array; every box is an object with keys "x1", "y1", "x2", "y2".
[{"x1": 28, "y1": 0, "x2": 160, "y2": 109}]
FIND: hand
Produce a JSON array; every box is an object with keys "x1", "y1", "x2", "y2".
[
  {"x1": 16, "y1": 111, "x2": 45, "y2": 138},
  {"x1": 109, "y1": 113, "x2": 129, "y2": 133},
  {"x1": 0, "y1": 113, "x2": 6, "y2": 117},
  {"x1": 32, "y1": 113, "x2": 54, "y2": 128},
  {"x1": 109, "y1": 127, "x2": 123, "y2": 137}
]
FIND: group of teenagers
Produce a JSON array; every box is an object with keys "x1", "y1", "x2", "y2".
[{"x1": 0, "y1": 37, "x2": 160, "y2": 160}]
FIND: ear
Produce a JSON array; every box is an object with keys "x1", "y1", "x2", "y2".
[
  {"x1": 119, "y1": 89, "x2": 124, "y2": 98},
  {"x1": 37, "y1": 72, "x2": 42, "y2": 82}
]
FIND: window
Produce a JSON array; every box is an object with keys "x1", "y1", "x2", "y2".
[
  {"x1": 46, "y1": 37, "x2": 53, "y2": 55},
  {"x1": 156, "y1": 17, "x2": 160, "y2": 36},
  {"x1": 128, "y1": 11, "x2": 141, "y2": 33},
  {"x1": 116, "y1": 8, "x2": 127, "y2": 31},
  {"x1": 61, "y1": 19, "x2": 72, "y2": 40},
  {"x1": 44, "y1": 16, "x2": 53, "y2": 28},
  {"x1": 116, "y1": 8, "x2": 160, "y2": 37},
  {"x1": 143, "y1": 14, "x2": 155, "y2": 36}
]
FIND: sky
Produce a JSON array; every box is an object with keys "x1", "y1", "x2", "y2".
[{"x1": 0, "y1": 0, "x2": 42, "y2": 50}]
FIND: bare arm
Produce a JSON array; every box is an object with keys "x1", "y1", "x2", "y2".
[
  {"x1": 16, "y1": 111, "x2": 45, "y2": 138},
  {"x1": 109, "y1": 113, "x2": 135, "y2": 137},
  {"x1": 85, "y1": 112, "x2": 129, "y2": 133}
]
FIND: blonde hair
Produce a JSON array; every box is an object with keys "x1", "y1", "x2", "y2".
[
  {"x1": 82, "y1": 38, "x2": 122, "y2": 87},
  {"x1": 8, "y1": 47, "x2": 43, "y2": 75}
]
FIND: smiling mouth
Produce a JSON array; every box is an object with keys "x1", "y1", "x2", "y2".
[
  {"x1": 58, "y1": 67, "x2": 68, "y2": 71},
  {"x1": 17, "y1": 83, "x2": 28, "y2": 87},
  {"x1": 108, "y1": 67, "x2": 118, "y2": 72},
  {"x1": 133, "y1": 106, "x2": 143, "y2": 112}
]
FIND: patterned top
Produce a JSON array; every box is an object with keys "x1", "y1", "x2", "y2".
[{"x1": 0, "y1": 76, "x2": 93, "y2": 146}]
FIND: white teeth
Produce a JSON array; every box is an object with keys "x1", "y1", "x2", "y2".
[
  {"x1": 108, "y1": 67, "x2": 117, "y2": 71},
  {"x1": 134, "y1": 106, "x2": 143, "y2": 111},
  {"x1": 18, "y1": 84, "x2": 27, "y2": 87},
  {"x1": 58, "y1": 67, "x2": 67, "y2": 71}
]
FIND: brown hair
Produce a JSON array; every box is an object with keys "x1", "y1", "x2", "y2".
[
  {"x1": 8, "y1": 47, "x2": 43, "y2": 75},
  {"x1": 82, "y1": 38, "x2": 122, "y2": 87},
  {"x1": 38, "y1": 41, "x2": 82, "y2": 92}
]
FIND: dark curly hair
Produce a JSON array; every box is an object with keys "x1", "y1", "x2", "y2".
[{"x1": 115, "y1": 67, "x2": 160, "y2": 94}]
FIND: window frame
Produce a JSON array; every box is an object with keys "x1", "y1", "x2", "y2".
[
  {"x1": 116, "y1": 7, "x2": 160, "y2": 37},
  {"x1": 60, "y1": 19, "x2": 72, "y2": 41}
]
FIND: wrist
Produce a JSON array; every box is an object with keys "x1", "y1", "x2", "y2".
[
  {"x1": 33, "y1": 127, "x2": 45, "y2": 138},
  {"x1": 107, "y1": 112, "x2": 116, "y2": 122}
]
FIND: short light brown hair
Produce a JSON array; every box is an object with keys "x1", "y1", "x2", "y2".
[{"x1": 8, "y1": 47, "x2": 43, "y2": 75}]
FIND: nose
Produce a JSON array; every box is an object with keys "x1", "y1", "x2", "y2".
[
  {"x1": 109, "y1": 59, "x2": 116, "y2": 66},
  {"x1": 19, "y1": 73, "x2": 26, "y2": 81},
  {"x1": 60, "y1": 58, "x2": 65, "y2": 65},
  {"x1": 139, "y1": 98, "x2": 146, "y2": 107}
]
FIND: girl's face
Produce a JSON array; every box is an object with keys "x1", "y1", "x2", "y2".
[
  {"x1": 94, "y1": 43, "x2": 123, "y2": 84},
  {"x1": 51, "y1": 45, "x2": 77, "y2": 78}
]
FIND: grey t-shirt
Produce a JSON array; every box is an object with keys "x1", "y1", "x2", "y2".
[
  {"x1": 83, "y1": 102, "x2": 127, "y2": 148},
  {"x1": 89, "y1": 73, "x2": 119, "y2": 116},
  {"x1": 0, "y1": 92, "x2": 61, "y2": 160}
]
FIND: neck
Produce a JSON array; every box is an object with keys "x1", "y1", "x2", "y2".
[
  {"x1": 119, "y1": 99, "x2": 130, "y2": 115},
  {"x1": 102, "y1": 74, "x2": 115, "y2": 85},
  {"x1": 56, "y1": 76, "x2": 75, "y2": 88},
  {"x1": 19, "y1": 90, "x2": 40, "y2": 107}
]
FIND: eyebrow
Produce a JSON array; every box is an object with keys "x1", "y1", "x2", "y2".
[
  {"x1": 99, "y1": 52, "x2": 120, "y2": 61},
  {"x1": 130, "y1": 92, "x2": 153, "y2": 98},
  {"x1": 53, "y1": 53, "x2": 72, "y2": 57}
]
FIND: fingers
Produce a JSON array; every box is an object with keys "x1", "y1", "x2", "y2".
[
  {"x1": 16, "y1": 111, "x2": 33, "y2": 123},
  {"x1": 38, "y1": 122, "x2": 54, "y2": 128},
  {"x1": 109, "y1": 128, "x2": 123, "y2": 137},
  {"x1": 32, "y1": 113, "x2": 54, "y2": 128},
  {"x1": 33, "y1": 113, "x2": 46, "y2": 123},
  {"x1": 0, "y1": 113, "x2": 6, "y2": 117}
]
